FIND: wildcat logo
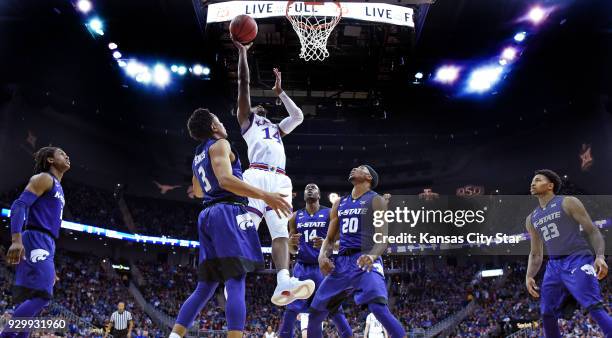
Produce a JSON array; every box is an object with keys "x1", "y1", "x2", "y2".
[
  {"x1": 30, "y1": 249, "x2": 50, "y2": 263},
  {"x1": 580, "y1": 264, "x2": 596, "y2": 277},
  {"x1": 236, "y1": 213, "x2": 255, "y2": 231}
]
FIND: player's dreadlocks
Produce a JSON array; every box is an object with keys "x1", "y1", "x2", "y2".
[{"x1": 33, "y1": 147, "x2": 59, "y2": 174}]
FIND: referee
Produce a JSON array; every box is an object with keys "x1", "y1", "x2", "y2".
[{"x1": 106, "y1": 302, "x2": 134, "y2": 338}]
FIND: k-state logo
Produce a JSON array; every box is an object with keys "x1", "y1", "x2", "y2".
[
  {"x1": 236, "y1": 213, "x2": 255, "y2": 231},
  {"x1": 580, "y1": 264, "x2": 596, "y2": 277},
  {"x1": 30, "y1": 249, "x2": 50, "y2": 263}
]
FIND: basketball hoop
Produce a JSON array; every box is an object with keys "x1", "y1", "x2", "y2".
[{"x1": 286, "y1": 1, "x2": 342, "y2": 61}]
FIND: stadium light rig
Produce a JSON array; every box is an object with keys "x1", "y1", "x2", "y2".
[
  {"x1": 434, "y1": 65, "x2": 460, "y2": 84},
  {"x1": 75, "y1": 6, "x2": 211, "y2": 89},
  {"x1": 87, "y1": 18, "x2": 104, "y2": 36},
  {"x1": 466, "y1": 65, "x2": 504, "y2": 94},
  {"x1": 513, "y1": 31, "x2": 527, "y2": 42},
  {"x1": 76, "y1": 0, "x2": 92, "y2": 14},
  {"x1": 527, "y1": 6, "x2": 547, "y2": 24}
]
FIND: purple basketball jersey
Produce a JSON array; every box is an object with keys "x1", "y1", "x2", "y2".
[
  {"x1": 337, "y1": 190, "x2": 378, "y2": 254},
  {"x1": 530, "y1": 195, "x2": 592, "y2": 257},
  {"x1": 192, "y1": 138, "x2": 247, "y2": 205},
  {"x1": 27, "y1": 174, "x2": 64, "y2": 239},
  {"x1": 295, "y1": 207, "x2": 330, "y2": 264}
]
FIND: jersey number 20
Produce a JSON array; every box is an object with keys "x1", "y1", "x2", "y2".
[
  {"x1": 197, "y1": 166, "x2": 212, "y2": 192},
  {"x1": 341, "y1": 218, "x2": 359, "y2": 233}
]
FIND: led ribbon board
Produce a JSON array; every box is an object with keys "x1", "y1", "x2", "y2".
[
  {"x1": 207, "y1": 1, "x2": 415, "y2": 27},
  {"x1": 1, "y1": 208, "x2": 272, "y2": 251}
]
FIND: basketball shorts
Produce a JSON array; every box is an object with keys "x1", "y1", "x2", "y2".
[
  {"x1": 197, "y1": 203, "x2": 264, "y2": 282},
  {"x1": 288, "y1": 262, "x2": 324, "y2": 312},
  {"x1": 310, "y1": 252, "x2": 388, "y2": 312},
  {"x1": 243, "y1": 168, "x2": 293, "y2": 239},
  {"x1": 13, "y1": 230, "x2": 56, "y2": 303},
  {"x1": 540, "y1": 254, "x2": 603, "y2": 316}
]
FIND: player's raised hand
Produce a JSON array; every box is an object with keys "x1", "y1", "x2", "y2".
[
  {"x1": 312, "y1": 237, "x2": 323, "y2": 249},
  {"x1": 6, "y1": 241, "x2": 25, "y2": 265},
  {"x1": 319, "y1": 256, "x2": 335, "y2": 276},
  {"x1": 594, "y1": 256, "x2": 608, "y2": 280},
  {"x1": 525, "y1": 277, "x2": 540, "y2": 298},
  {"x1": 263, "y1": 192, "x2": 291, "y2": 218},
  {"x1": 272, "y1": 68, "x2": 283, "y2": 96},
  {"x1": 357, "y1": 254, "x2": 376, "y2": 272},
  {"x1": 289, "y1": 233, "x2": 301, "y2": 246},
  {"x1": 231, "y1": 36, "x2": 252, "y2": 53}
]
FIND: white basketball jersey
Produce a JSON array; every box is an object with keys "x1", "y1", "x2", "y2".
[
  {"x1": 242, "y1": 113, "x2": 286, "y2": 169},
  {"x1": 366, "y1": 313, "x2": 385, "y2": 338}
]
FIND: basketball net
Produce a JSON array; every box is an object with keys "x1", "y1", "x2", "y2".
[{"x1": 286, "y1": 2, "x2": 342, "y2": 61}]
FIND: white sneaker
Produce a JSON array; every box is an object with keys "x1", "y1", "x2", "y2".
[{"x1": 271, "y1": 277, "x2": 315, "y2": 306}]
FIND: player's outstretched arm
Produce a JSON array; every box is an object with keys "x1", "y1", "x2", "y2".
[
  {"x1": 6, "y1": 173, "x2": 53, "y2": 265},
  {"x1": 525, "y1": 214, "x2": 543, "y2": 298},
  {"x1": 288, "y1": 212, "x2": 299, "y2": 255},
  {"x1": 319, "y1": 198, "x2": 340, "y2": 275},
  {"x1": 273, "y1": 68, "x2": 303, "y2": 137},
  {"x1": 359, "y1": 195, "x2": 388, "y2": 272},
  {"x1": 209, "y1": 139, "x2": 291, "y2": 217},
  {"x1": 563, "y1": 196, "x2": 608, "y2": 279},
  {"x1": 233, "y1": 38, "x2": 253, "y2": 131}
]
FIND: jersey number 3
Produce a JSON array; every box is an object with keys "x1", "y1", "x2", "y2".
[{"x1": 197, "y1": 166, "x2": 212, "y2": 192}]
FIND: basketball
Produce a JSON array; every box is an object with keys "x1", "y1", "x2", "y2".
[{"x1": 229, "y1": 14, "x2": 258, "y2": 44}]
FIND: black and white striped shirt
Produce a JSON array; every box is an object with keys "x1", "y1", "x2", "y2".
[{"x1": 110, "y1": 311, "x2": 132, "y2": 330}]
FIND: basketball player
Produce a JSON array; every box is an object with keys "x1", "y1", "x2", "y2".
[
  {"x1": 233, "y1": 38, "x2": 314, "y2": 306},
  {"x1": 2, "y1": 147, "x2": 69, "y2": 338},
  {"x1": 278, "y1": 184, "x2": 352, "y2": 338},
  {"x1": 526, "y1": 169, "x2": 612, "y2": 337},
  {"x1": 364, "y1": 312, "x2": 388, "y2": 338},
  {"x1": 307, "y1": 165, "x2": 406, "y2": 338},
  {"x1": 168, "y1": 109, "x2": 291, "y2": 338}
]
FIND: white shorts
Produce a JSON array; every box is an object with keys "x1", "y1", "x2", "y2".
[{"x1": 243, "y1": 168, "x2": 292, "y2": 240}]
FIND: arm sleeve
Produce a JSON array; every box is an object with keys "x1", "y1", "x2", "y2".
[
  {"x1": 10, "y1": 190, "x2": 38, "y2": 235},
  {"x1": 278, "y1": 92, "x2": 304, "y2": 134}
]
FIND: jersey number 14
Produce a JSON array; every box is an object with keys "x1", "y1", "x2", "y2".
[{"x1": 263, "y1": 127, "x2": 281, "y2": 144}]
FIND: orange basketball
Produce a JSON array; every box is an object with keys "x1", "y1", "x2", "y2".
[{"x1": 229, "y1": 15, "x2": 258, "y2": 44}]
